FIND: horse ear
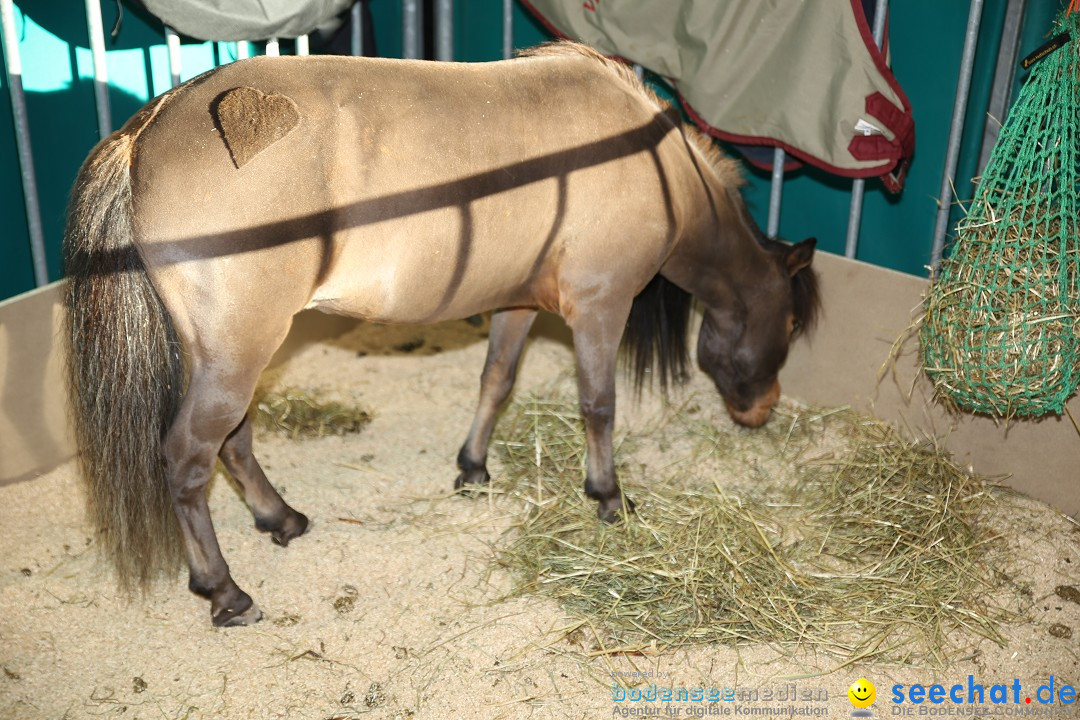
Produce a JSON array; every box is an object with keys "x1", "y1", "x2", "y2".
[{"x1": 785, "y1": 238, "x2": 816, "y2": 277}]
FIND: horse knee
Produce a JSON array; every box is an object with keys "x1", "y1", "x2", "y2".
[{"x1": 579, "y1": 398, "x2": 614, "y2": 427}]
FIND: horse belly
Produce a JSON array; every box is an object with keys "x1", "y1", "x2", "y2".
[{"x1": 308, "y1": 179, "x2": 568, "y2": 324}]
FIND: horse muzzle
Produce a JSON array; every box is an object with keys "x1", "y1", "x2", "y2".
[{"x1": 724, "y1": 380, "x2": 780, "y2": 428}]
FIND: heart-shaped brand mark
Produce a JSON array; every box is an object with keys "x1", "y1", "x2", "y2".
[{"x1": 214, "y1": 86, "x2": 300, "y2": 169}]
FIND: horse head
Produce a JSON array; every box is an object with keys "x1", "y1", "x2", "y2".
[{"x1": 697, "y1": 238, "x2": 819, "y2": 428}]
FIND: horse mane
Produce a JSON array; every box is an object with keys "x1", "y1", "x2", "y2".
[{"x1": 517, "y1": 41, "x2": 744, "y2": 192}]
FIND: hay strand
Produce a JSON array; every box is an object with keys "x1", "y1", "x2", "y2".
[{"x1": 252, "y1": 388, "x2": 372, "y2": 439}]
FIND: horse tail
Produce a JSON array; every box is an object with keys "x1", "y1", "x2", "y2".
[
  {"x1": 63, "y1": 129, "x2": 185, "y2": 592},
  {"x1": 622, "y1": 275, "x2": 694, "y2": 393}
]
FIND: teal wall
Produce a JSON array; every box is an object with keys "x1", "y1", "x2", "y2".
[{"x1": 0, "y1": 0, "x2": 1067, "y2": 300}]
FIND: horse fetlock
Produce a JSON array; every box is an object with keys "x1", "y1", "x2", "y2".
[
  {"x1": 255, "y1": 508, "x2": 310, "y2": 547},
  {"x1": 187, "y1": 573, "x2": 217, "y2": 599}
]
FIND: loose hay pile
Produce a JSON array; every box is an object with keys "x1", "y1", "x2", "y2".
[
  {"x1": 493, "y1": 393, "x2": 1010, "y2": 666},
  {"x1": 252, "y1": 387, "x2": 372, "y2": 438},
  {"x1": 921, "y1": 10, "x2": 1080, "y2": 417}
]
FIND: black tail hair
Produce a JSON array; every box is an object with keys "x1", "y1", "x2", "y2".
[
  {"x1": 64, "y1": 131, "x2": 185, "y2": 592},
  {"x1": 621, "y1": 275, "x2": 694, "y2": 392}
]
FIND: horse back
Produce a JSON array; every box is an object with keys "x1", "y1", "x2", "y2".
[{"x1": 129, "y1": 52, "x2": 694, "y2": 326}]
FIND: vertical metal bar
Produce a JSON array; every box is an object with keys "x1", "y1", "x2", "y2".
[
  {"x1": 0, "y1": 0, "x2": 47, "y2": 286},
  {"x1": 978, "y1": 0, "x2": 1026, "y2": 174},
  {"x1": 351, "y1": 1, "x2": 364, "y2": 56},
  {"x1": 265, "y1": 37, "x2": 280, "y2": 57},
  {"x1": 931, "y1": 0, "x2": 986, "y2": 267},
  {"x1": 502, "y1": 0, "x2": 513, "y2": 59},
  {"x1": 84, "y1": 0, "x2": 111, "y2": 138},
  {"x1": 844, "y1": 0, "x2": 890, "y2": 259},
  {"x1": 767, "y1": 148, "x2": 785, "y2": 238},
  {"x1": 237, "y1": 40, "x2": 250, "y2": 59},
  {"x1": 296, "y1": 34, "x2": 309, "y2": 56},
  {"x1": 402, "y1": 0, "x2": 420, "y2": 59},
  {"x1": 435, "y1": 0, "x2": 453, "y2": 61},
  {"x1": 165, "y1": 25, "x2": 181, "y2": 87},
  {"x1": 844, "y1": 182, "x2": 868, "y2": 258},
  {"x1": 633, "y1": 63, "x2": 643, "y2": 81}
]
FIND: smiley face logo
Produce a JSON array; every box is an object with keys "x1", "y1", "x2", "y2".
[{"x1": 848, "y1": 678, "x2": 876, "y2": 708}]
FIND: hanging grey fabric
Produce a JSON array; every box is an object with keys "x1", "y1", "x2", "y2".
[
  {"x1": 137, "y1": 0, "x2": 354, "y2": 41},
  {"x1": 521, "y1": 0, "x2": 915, "y2": 191}
]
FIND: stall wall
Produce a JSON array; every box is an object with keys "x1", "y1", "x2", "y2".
[{"x1": 3, "y1": 254, "x2": 1077, "y2": 518}]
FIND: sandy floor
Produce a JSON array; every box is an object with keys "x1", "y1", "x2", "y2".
[{"x1": 2, "y1": 315, "x2": 1079, "y2": 720}]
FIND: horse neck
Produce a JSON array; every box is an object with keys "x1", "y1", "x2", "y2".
[{"x1": 661, "y1": 181, "x2": 774, "y2": 308}]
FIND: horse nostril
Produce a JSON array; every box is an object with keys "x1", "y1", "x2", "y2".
[
  {"x1": 724, "y1": 380, "x2": 780, "y2": 428},
  {"x1": 726, "y1": 403, "x2": 771, "y2": 428}
]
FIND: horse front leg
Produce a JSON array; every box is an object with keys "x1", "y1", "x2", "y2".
[
  {"x1": 570, "y1": 303, "x2": 635, "y2": 523},
  {"x1": 455, "y1": 308, "x2": 538, "y2": 489},
  {"x1": 219, "y1": 414, "x2": 309, "y2": 546}
]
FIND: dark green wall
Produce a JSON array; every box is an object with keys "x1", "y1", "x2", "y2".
[{"x1": 0, "y1": 0, "x2": 1068, "y2": 300}]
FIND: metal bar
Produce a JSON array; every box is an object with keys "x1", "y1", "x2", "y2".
[
  {"x1": 978, "y1": 0, "x2": 1026, "y2": 174},
  {"x1": 84, "y1": 0, "x2": 111, "y2": 139},
  {"x1": 350, "y1": 1, "x2": 364, "y2": 56},
  {"x1": 402, "y1": 0, "x2": 420, "y2": 59},
  {"x1": 930, "y1": 0, "x2": 986, "y2": 267},
  {"x1": 296, "y1": 34, "x2": 309, "y2": 56},
  {"x1": 633, "y1": 63, "x2": 643, "y2": 81},
  {"x1": 435, "y1": 0, "x2": 452, "y2": 61},
  {"x1": 0, "y1": 0, "x2": 47, "y2": 286},
  {"x1": 767, "y1": 148, "x2": 785, "y2": 238},
  {"x1": 844, "y1": 0, "x2": 890, "y2": 259},
  {"x1": 236, "y1": 40, "x2": 250, "y2": 59},
  {"x1": 503, "y1": 0, "x2": 513, "y2": 59},
  {"x1": 265, "y1": 37, "x2": 280, "y2": 57},
  {"x1": 165, "y1": 25, "x2": 181, "y2": 87}
]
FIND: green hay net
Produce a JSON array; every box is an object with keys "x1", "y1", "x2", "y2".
[{"x1": 921, "y1": 10, "x2": 1080, "y2": 418}]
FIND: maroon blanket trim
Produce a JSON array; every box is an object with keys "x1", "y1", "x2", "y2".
[
  {"x1": 680, "y1": 95, "x2": 901, "y2": 181},
  {"x1": 850, "y1": 0, "x2": 914, "y2": 123}
]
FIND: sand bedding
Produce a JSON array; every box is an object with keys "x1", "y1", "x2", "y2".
[{"x1": 1, "y1": 316, "x2": 1078, "y2": 719}]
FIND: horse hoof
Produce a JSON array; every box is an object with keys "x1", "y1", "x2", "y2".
[
  {"x1": 215, "y1": 602, "x2": 263, "y2": 628},
  {"x1": 454, "y1": 467, "x2": 490, "y2": 495},
  {"x1": 256, "y1": 509, "x2": 310, "y2": 547},
  {"x1": 211, "y1": 589, "x2": 262, "y2": 627},
  {"x1": 596, "y1": 495, "x2": 635, "y2": 524}
]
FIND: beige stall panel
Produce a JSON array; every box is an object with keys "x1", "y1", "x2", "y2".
[
  {"x1": 0, "y1": 281, "x2": 358, "y2": 486},
  {"x1": 3, "y1": 256, "x2": 1077, "y2": 514},
  {"x1": 783, "y1": 252, "x2": 1079, "y2": 518},
  {"x1": 0, "y1": 283, "x2": 73, "y2": 485}
]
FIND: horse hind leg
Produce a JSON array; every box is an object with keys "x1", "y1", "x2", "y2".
[
  {"x1": 219, "y1": 414, "x2": 309, "y2": 546},
  {"x1": 165, "y1": 362, "x2": 268, "y2": 627},
  {"x1": 455, "y1": 308, "x2": 537, "y2": 490}
]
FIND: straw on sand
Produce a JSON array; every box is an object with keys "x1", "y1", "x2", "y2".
[
  {"x1": 493, "y1": 392, "x2": 1010, "y2": 666},
  {"x1": 252, "y1": 387, "x2": 372, "y2": 439}
]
